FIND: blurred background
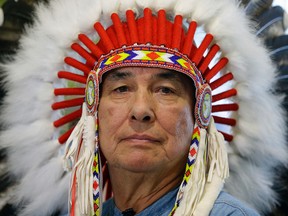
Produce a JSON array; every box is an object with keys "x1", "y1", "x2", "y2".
[{"x1": 0, "y1": 0, "x2": 287, "y2": 215}]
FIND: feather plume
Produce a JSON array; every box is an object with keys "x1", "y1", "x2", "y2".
[{"x1": 154, "y1": 0, "x2": 178, "y2": 12}]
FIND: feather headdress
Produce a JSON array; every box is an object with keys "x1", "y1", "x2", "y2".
[{"x1": 0, "y1": 0, "x2": 286, "y2": 215}]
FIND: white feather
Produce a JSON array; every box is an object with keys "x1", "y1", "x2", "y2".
[
  {"x1": 19, "y1": 164, "x2": 69, "y2": 216},
  {"x1": 226, "y1": 155, "x2": 277, "y2": 213},
  {"x1": 135, "y1": 0, "x2": 154, "y2": 9},
  {"x1": 118, "y1": 0, "x2": 138, "y2": 19},
  {"x1": 1, "y1": 121, "x2": 53, "y2": 175},
  {"x1": 154, "y1": 0, "x2": 178, "y2": 12},
  {"x1": 174, "y1": 0, "x2": 200, "y2": 18},
  {"x1": 16, "y1": 157, "x2": 65, "y2": 201},
  {"x1": 101, "y1": 0, "x2": 120, "y2": 15},
  {"x1": 1, "y1": 120, "x2": 53, "y2": 146},
  {"x1": 187, "y1": 0, "x2": 224, "y2": 24}
]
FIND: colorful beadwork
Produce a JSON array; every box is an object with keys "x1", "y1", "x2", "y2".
[
  {"x1": 85, "y1": 73, "x2": 98, "y2": 114},
  {"x1": 94, "y1": 45, "x2": 203, "y2": 88},
  {"x1": 195, "y1": 84, "x2": 212, "y2": 128},
  {"x1": 91, "y1": 45, "x2": 212, "y2": 128},
  {"x1": 169, "y1": 126, "x2": 200, "y2": 215},
  {"x1": 93, "y1": 146, "x2": 101, "y2": 216},
  {"x1": 86, "y1": 79, "x2": 95, "y2": 106}
]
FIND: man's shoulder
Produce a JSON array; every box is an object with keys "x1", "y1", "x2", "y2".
[{"x1": 210, "y1": 191, "x2": 260, "y2": 216}]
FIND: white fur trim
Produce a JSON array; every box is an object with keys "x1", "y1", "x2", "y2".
[
  {"x1": 194, "y1": 176, "x2": 224, "y2": 216},
  {"x1": 64, "y1": 103, "x2": 96, "y2": 215},
  {"x1": 175, "y1": 127, "x2": 207, "y2": 215},
  {"x1": 175, "y1": 120, "x2": 229, "y2": 216}
]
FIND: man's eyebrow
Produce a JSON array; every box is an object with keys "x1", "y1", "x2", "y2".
[
  {"x1": 104, "y1": 70, "x2": 133, "y2": 81},
  {"x1": 103, "y1": 69, "x2": 184, "y2": 83},
  {"x1": 153, "y1": 70, "x2": 182, "y2": 81}
]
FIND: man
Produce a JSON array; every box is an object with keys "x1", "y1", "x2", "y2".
[
  {"x1": 96, "y1": 66, "x2": 260, "y2": 215},
  {"x1": 0, "y1": 0, "x2": 286, "y2": 216},
  {"x1": 63, "y1": 16, "x2": 261, "y2": 213}
]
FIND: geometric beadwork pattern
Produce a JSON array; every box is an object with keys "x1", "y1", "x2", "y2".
[
  {"x1": 95, "y1": 45, "x2": 204, "y2": 90},
  {"x1": 93, "y1": 146, "x2": 101, "y2": 216},
  {"x1": 169, "y1": 126, "x2": 200, "y2": 215}
]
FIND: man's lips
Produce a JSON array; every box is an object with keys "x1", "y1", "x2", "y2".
[{"x1": 121, "y1": 134, "x2": 161, "y2": 144}]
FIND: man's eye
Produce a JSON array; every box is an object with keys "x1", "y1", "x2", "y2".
[
  {"x1": 158, "y1": 87, "x2": 175, "y2": 94},
  {"x1": 114, "y1": 86, "x2": 129, "y2": 93}
]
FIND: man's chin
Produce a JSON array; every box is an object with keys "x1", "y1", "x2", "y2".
[{"x1": 117, "y1": 157, "x2": 162, "y2": 173}]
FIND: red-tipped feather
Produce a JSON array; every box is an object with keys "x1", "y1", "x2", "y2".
[
  {"x1": 219, "y1": 131, "x2": 234, "y2": 142},
  {"x1": 52, "y1": 98, "x2": 84, "y2": 110},
  {"x1": 172, "y1": 15, "x2": 183, "y2": 50},
  {"x1": 71, "y1": 43, "x2": 96, "y2": 67},
  {"x1": 212, "y1": 103, "x2": 239, "y2": 112},
  {"x1": 166, "y1": 20, "x2": 173, "y2": 48},
  {"x1": 58, "y1": 71, "x2": 87, "y2": 84},
  {"x1": 126, "y1": 10, "x2": 139, "y2": 44},
  {"x1": 213, "y1": 116, "x2": 236, "y2": 126},
  {"x1": 111, "y1": 13, "x2": 127, "y2": 47},
  {"x1": 78, "y1": 34, "x2": 104, "y2": 59},
  {"x1": 157, "y1": 10, "x2": 166, "y2": 46},
  {"x1": 64, "y1": 57, "x2": 91, "y2": 75},
  {"x1": 182, "y1": 21, "x2": 197, "y2": 56},
  {"x1": 192, "y1": 34, "x2": 214, "y2": 65},
  {"x1": 123, "y1": 23, "x2": 131, "y2": 45},
  {"x1": 54, "y1": 88, "x2": 85, "y2": 96},
  {"x1": 209, "y1": 72, "x2": 233, "y2": 90},
  {"x1": 212, "y1": 89, "x2": 237, "y2": 102},
  {"x1": 144, "y1": 8, "x2": 153, "y2": 43},
  {"x1": 58, "y1": 126, "x2": 75, "y2": 144},
  {"x1": 152, "y1": 16, "x2": 158, "y2": 45},
  {"x1": 94, "y1": 22, "x2": 115, "y2": 52},
  {"x1": 198, "y1": 44, "x2": 220, "y2": 73},
  {"x1": 106, "y1": 26, "x2": 119, "y2": 48},
  {"x1": 137, "y1": 18, "x2": 145, "y2": 44},
  {"x1": 53, "y1": 109, "x2": 82, "y2": 127},
  {"x1": 204, "y1": 57, "x2": 229, "y2": 82}
]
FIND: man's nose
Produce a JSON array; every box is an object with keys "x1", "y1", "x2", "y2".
[{"x1": 129, "y1": 90, "x2": 155, "y2": 122}]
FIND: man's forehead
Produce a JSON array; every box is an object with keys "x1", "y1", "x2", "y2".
[{"x1": 102, "y1": 67, "x2": 188, "y2": 82}]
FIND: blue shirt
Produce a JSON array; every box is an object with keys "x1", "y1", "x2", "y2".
[{"x1": 102, "y1": 188, "x2": 260, "y2": 216}]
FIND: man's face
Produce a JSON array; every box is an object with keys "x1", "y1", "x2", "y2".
[{"x1": 98, "y1": 67, "x2": 195, "y2": 173}]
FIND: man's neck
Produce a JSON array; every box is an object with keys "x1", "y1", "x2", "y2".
[{"x1": 108, "y1": 166, "x2": 183, "y2": 214}]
